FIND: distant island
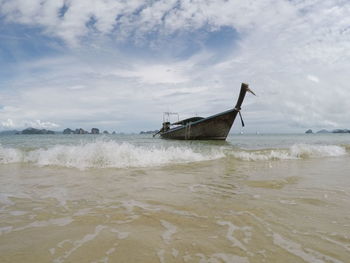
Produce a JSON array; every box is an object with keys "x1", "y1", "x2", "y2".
[
  {"x1": 0, "y1": 128, "x2": 58, "y2": 135},
  {"x1": 305, "y1": 129, "x2": 350, "y2": 134},
  {"x1": 21, "y1": 128, "x2": 55, "y2": 134},
  {"x1": 0, "y1": 127, "x2": 119, "y2": 135},
  {"x1": 63, "y1": 128, "x2": 118, "y2": 134}
]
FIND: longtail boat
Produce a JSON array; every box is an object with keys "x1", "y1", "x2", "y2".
[{"x1": 154, "y1": 83, "x2": 255, "y2": 140}]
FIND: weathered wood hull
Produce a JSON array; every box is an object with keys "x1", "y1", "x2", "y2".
[{"x1": 160, "y1": 109, "x2": 237, "y2": 140}]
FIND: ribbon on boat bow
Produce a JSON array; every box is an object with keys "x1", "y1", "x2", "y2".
[
  {"x1": 238, "y1": 111, "x2": 245, "y2": 127},
  {"x1": 234, "y1": 107, "x2": 245, "y2": 128},
  {"x1": 235, "y1": 84, "x2": 256, "y2": 128}
]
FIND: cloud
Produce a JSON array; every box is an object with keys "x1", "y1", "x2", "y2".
[
  {"x1": 68, "y1": 85, "x2": 86, "y2": 90},
  {"x1": 0, "y1": 0, "x2": 298, "y2": 46},
  {"x1": 24, "y1": 120, "x2": 59, "y2": 129},
  {"x1": 307, "y1": 75, "x2": 320, "y2": 83},
  {"x1": 113, "y1": 64, "x2": 189, "y2": 84},
  {"x1": 0, "y1": 117, "x2": 59, "y2": 130},
  {"x1": 1, "y1": 118, "x2": 14, "y2": 128},
  {"x1": 1, "y1": 0, "x2": 350, "y2": 132}
]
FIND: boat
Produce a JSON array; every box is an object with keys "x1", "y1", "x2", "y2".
[{"x1": 153, "y1": 83, "x2": 255, "y2": 140}]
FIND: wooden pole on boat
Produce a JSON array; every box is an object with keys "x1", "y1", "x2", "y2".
[
  {"x1": 234, "y1": 83, "x2": 256, "y2": 128},
  {"x1": 234, "y1": 83, "x2": 255, "y2": 112}
]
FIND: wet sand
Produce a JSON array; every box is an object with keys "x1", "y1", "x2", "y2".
[{"x1": 1, "y1": 155, "x2": 349, "y2": 262}]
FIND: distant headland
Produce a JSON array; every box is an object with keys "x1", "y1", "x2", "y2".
[
  {"x1": 0, "y1": 127, "x2": 56, "y2": 135},
  {"x1": 305, "y1": 129, "x2": 350, "y2": 134},
  {"x1": 0, "y1": 127, "x2": 118, "y2": 135},
  {"x1": 0, "y1": 127, "x2": 160, "y2": 135},
  {"x1": 62, "y1": 128, "x2": 116, "y2": 135}
]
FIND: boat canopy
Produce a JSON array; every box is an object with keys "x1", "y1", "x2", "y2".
[{"x1": 171, "y1": 117, "x2": 204, "y2": 126}]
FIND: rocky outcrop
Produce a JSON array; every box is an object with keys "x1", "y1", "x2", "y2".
[
  {"x1": 316, "y1": 129, "x2": 330, "y2": 134},
  {"x1": 21, "y1": 128, "x2": 55, "y2": 134},
  {"x1": 305, "y1": 129, "x2": 313, "y2": 134},
  {"x1": 91, "y1": 128, "x2": 99, "y2": 134},
  {"x1": 332, "y1": 129, "x2": 350, "y2": 133},
  {"x1": 63, "y1": 128, "x2": 88, "y2": 134},
  {"x1": 63, "y1": 128, "x2": 74, "y2": 134},
  {"x1": 306, "y1": 128, "x2": 350, "y2": 134},
  {"x1": 75, "y1": 128, "x2": 88, "y2": 134},
  {"x1": 62, "y1": 128, "x2": 119, "y2": 134}
]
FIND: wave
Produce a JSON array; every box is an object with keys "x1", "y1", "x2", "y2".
[
  {"x1": 0, "y1": 142, "x2": 347, "y2": 169},
  {"x1": 0, "y1": 141, "x2": 224, "y2": 169},
  {"x1": 229, "y1": 144, "x2": 347, "y2": 161}
]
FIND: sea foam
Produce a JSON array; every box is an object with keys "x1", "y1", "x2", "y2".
[
  {"x1": 0, "y1": 145, "x2": 23, "y2": 164},
  {"x1": 229, "y1": 144, "x2": 347, "y2": 161},
  {"x1": 0, "y1": 142, "x2": 347, "y2": 168},
  {"x1": 0, "y1": 141, "x2": 224, "y2": 169}
]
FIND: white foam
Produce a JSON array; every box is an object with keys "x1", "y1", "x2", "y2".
[
  {"x1": 217, "y1": 221, "x2": 250, "y2": 251},
  {"x1": 14, "y1": 217, "x2": 74, "y2": 232},
  {"x1": 273, "y1": 233, "x2": 342, "y2": 263},
  {"x1": 110, "y1": 228, "x2": 129, "y2": 239},
  {"x1": 160, "y1": 220, "x2": 177, "y2": 244},
  {"x1": 0, "y1": 193, "x2": 15, "y2": 205},
  {"x1": 290, "y1": 144, "x2": 346, "y2": 158},
  {"x1": 0, "y1": 142, "x2": 347, "y2": 168},
  {"x1": 90, "y1": 243, "x2": 118, "y2": 263},
  {"x1": 172, "y1": 248, "x2": 179, "y2": 258},
  {"x1": 106, "y1": 246, "x2": 117, "y2": 255},
  {"x1": 230, "y1": 144, "x2": 347, "y2": 161},
  {"x1": 9, "y1": 211, "x2": 28, "y2": 216},
  {"x1": 230, "y1": 149, "x2": 293, "y2": 161},
  {"x1": 0, "y1": 141, "x2": 224, "y2": 169},
  {"x1": 52, "y1": 225, "x2": 106, "y2": 263},
  {"x1": 157, "y1": 249, "x2": 166, "y2": 263},
  {"x1": 0, "y1": 145, "x2": 23, "y2": 163},
  {"x1": 121, "y1": 200, "x2": 202, "y2": 218},
  {"x1": 279, "y1": 200, "x2": 297, "y2": 205}
]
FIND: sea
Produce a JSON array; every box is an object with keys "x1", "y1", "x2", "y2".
[{"x1": 0, "y1": 133, "x2": 349, "y2": 263}]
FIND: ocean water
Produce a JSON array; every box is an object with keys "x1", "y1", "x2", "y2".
[{"x1": 0, "y1": 133, "x2": 349, "y2": 262}]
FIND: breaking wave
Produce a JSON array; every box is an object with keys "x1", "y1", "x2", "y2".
[
  {"x1": 229, "y1": 144, "x2": 347, "y2": 161},
  {"x1": 0, "y1": 142, "x2": 347, "y2": 169},
  {"x1": 0, "y1": 141, "x2": 224, "y2": 169}
]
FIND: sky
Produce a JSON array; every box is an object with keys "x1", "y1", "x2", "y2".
[{"x1": 1, "y1": 0, "x2": 350, "y2": 133}]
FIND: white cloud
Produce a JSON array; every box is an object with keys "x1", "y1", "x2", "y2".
[
  {"x1": 1, "y1": 118, "x2": 14, "y2": 128},
  {"x1": 113, "y1": 64, "x2": 189, "y2": 84},
  {"x1": 307, "y1": 75, "x2": 320, "y2": 83},
  {"x1": 68, "y1": 85, "x2": 86, "y2": 90},
  {"x1": 0, "y1": 0, "x2": 297, "y2": 46},
  {"x1": 24, "y1": 120, "x2": 59, "y2": 129},
  {"x1": 0, "y1": 117, "x2": 59, "y2": 130},
  {"x1": 1, "y1": 0, "x2": 350, "y2": 132}
]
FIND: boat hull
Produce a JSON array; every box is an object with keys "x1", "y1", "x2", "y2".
[
  {"x1": 160, "y1": 109, "x2": 237, "y2": 140},
  {"x1": 156, "y1": 83, "x2": 254, "y2": 140}
]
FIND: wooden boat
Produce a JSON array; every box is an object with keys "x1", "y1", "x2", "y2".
[{"x1": 154, "y1": 83, "x2": 255, "y2": 140}]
